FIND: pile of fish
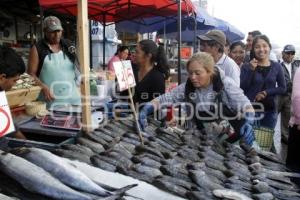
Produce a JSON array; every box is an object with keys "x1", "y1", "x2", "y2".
[
  {"x1": 53, "y1": 118, "x2": 300, "y2": 200},
  {"x1": 0, "y1": 147, "x2": 137, "y2": 200}
]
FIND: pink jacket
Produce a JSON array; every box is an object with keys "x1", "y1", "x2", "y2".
[
  {"x1": 107, "y1": 55, "x2": 120, "y2": 72},
  {"x1": 290, "y1": 68, "x2": 300, "y2": 126}
]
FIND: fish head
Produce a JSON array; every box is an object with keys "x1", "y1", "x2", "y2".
[{"x1": 9, "y1": 147, "x2": 30, "y2": 156}]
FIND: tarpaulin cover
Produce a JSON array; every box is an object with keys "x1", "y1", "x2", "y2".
[{"x1": 39, "y1": 0, "x2": 195, "y2": 23}]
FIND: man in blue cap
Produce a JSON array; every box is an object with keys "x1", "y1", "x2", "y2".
[{"x1": 278, "y1": 44, "x2": 300, "y2": 144}]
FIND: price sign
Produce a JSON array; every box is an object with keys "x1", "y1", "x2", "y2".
[
  {"x1": 0, "y1": 91, "x2": 15, "y2": 137},
  {"x1": 113, "y1": 60, "x2": 136, "y2": 91}
]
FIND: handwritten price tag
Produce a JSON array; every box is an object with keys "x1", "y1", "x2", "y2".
[{"x1": 113, "y1": 60, "x2": 136, "y2": 91}]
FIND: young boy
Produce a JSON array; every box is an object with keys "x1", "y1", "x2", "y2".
[
  {"x1": 0, "y1": 45, "x2": 26, "y2": 142},
  {"x1": 0, "y1": 45, "x2": 25, "y2": 91}
]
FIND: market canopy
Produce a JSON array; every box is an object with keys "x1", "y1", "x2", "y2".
[
  {"x1": 39, "y1": 0, "x2": 195, "y2": 23},
  {"x1": 115, "y1": 7, "x2": 215, "y2": 34}
]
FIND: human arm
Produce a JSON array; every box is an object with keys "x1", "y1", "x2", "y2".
[
  {"x1": 264, "y1": 62, "x2": 286, "y2": 96},
  {"x1": 139, "y1": 83, "x2": 186, "y2": 130},
  {"x1": 27, "y1": 45, "x2": 54, "y2": 101},
  {"x1": 224, "y1": 78, "x2": 255, "y2": 145},
  {"x1": 240, "y1": 63, "x2": 256, "y2": 92},
  {"x1": 228, "y1": 61, "x2": 240, "y2": 86}
]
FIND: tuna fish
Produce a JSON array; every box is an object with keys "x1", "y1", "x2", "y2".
[
  {"x1": 152, "y1": 179, "x2": 187, "y2": 198},
  {"x1": 189, "y1": 170, "x2": 224, "y2": 191},
  {"x1": 77, "y1": 137, "x2": 105, "y2": 154},
  {"x1": 0, "y1": 151, "x2": 92, "y2": 200},
  {"x1": 131, "y1": 155, "x2": 161, "y2": 168},
  {"x1": 252, "y1": 193, "x2": 274, "y2": 200},
  {"x1": 54, "y1": 149, "x2": 92, "y2": 164},
  {"x1": 134, "y1": 164, "x2": 163, "y2": 178},
  {"x1": 91, "y1": 155, "x2": 117, "y2": 172},
  {"x1": 60, "y1": 144, "x2": 95, "y2": 157},
  {"x1": 13, "y1": 148, "x2": 111, "y2": 196},
  {"x1": 0, "y1": 193, "x2": 18, "y2": 200},
  {"x1": 213, "y1": 189, "x2": 253, "y2": 200}
]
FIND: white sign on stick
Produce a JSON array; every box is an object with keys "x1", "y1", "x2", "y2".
[
  {"x1": 113, "y1": 60, "x2": 136, "y2": 92},
  {"x1": 0, "y1": 91, "x2": 15, "y2": 137}
]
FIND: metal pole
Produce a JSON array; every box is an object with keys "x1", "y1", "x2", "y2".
[
  {"x1": 164, "y1": 20, "x2": 166, "y2": 53},
  {"x1": 102, "y1": 14, "x2": 106, "y2": 70},
  {"x1": 40, "y1": 7, "x2": 44, "y2": 38},
  {"x1": 177, "y1": 0, "x2": 181, "y2": 84},
  {"x1": 194, "y1": 15, "x2": 197, "y2": 52},
  {"x1": 89, "y1": 20, "x2": 92, "y2": 69}
]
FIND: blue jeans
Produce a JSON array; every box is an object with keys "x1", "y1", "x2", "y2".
[{"x1": 255, "y1": 111, "x2": 277, "y2": 129}]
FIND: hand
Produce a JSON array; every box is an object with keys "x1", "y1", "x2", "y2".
[
  {"x1": 42, "y1": 85, "x2": 55, "y2": 101},
  {"x1": 105, "y1": 102, "x2": 130, "y2": 119},
  {"x1": 138, "y1": 103, "x2": 154, "y2": 131},
  {"x1": 250, "y1": 58, "x2": 258, "y2": 71},
  {"x1": 254, "y1": 91, "x2": 267, "y2": 102},
  {"x1": 240, "y1": 123, "x2": 255, "y2": 146},
  {"x1": 240, "y1": 112, "x2": 255, "y2": 145}
]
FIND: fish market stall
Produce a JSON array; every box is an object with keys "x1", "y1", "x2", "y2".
[{"x1": 0, "y1": 116, "x2": 299, "y2": 199}]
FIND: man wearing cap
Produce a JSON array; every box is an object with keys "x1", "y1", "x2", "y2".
[
  {"x1": 198, "y1": 30, "x2": 240, "y2": 86},
  {"x1": 278, "y1": 44, "x2": 300, "y2": 143},
  {"x1": 28, "y1": 16, "x2": 81, "y2": 108}
]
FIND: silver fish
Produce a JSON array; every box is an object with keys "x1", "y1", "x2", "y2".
[
  {"x1": 0, "y1": 151, "x2": 92, "y2": 200},
  {"x1": 0, "y1": 193, "x2": 18, "y2": 200},
  {"x1": 213, "y1": 189, "x2": 253, "y2": 200},
  {"x1": 252, "y1": 193, "x2": 274, "y2": 200},
  {"x1": 189, "y1": 170, "x2": 224, "y2": 191},
  {"x1": 54, "y1": 149, "x2": 91, "y2": 164},
  {"x1": 77, "y1": 137, "x2": 105, "y2": 154},
  {"x1": 13, "y1": 147, "x2": 111, "y2": 197}
]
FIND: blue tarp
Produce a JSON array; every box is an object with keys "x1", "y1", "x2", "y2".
[{"x1": 116, "y1": 6, "x2": 244, "y2": 43}]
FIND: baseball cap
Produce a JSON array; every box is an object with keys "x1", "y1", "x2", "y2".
[
  {"x1": 197, "y1": 30, "x2": 226, "y2": 46},
  {"x1": 43, "y1": 16, "x2": 63, "y2": 32},
  {"x1": 283, "y1": 44, "x2": 295, "y2": 53}
]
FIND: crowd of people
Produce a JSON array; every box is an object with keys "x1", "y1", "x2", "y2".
[
  {"x1": 136, "y1": 29, "x2": 300, "y2": 176},
  {"x1": 1, "y1": 15, "x2": 299, "y2": 181}
]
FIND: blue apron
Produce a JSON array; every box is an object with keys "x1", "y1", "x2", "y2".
[{"x1": 39, "y1": 51, "x2": 81, "y2": 108}]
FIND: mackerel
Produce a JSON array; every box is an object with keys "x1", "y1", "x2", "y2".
[
  {"x1": 0, "y1": 151, "x2": 92, "y2": 200},
  {"x1": 13, "y1": 148, "x2": 111, "y2": 196}
]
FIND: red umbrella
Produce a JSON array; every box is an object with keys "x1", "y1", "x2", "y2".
[{"x1": 39, "y1": 0, "x2": 194, "y2": 23}]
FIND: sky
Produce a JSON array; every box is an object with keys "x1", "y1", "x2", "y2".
[{"x1": 206, "y1": 0, "x2": 300, "y2": 49}]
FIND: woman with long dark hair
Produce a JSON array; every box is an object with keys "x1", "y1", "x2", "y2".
[
  {"x1": 240, "y1": 35, "x2": 286, "y2": 129},
  {"x1": 133, "y1": 39, "x2": 170, "y2": 104}
]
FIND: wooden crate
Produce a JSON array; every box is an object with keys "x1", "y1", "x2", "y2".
[{"x1": 6, "y1": 86, "x2": 41, "y2": 108}]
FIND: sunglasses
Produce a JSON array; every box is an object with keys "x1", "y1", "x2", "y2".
[{"x1": 285, "y1": 52, "x2": 295, "y2": 55}]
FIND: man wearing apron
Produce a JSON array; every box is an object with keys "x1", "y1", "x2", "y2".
[{"x1": 28, "y1": 16, "x2": 80, "y2": 108}]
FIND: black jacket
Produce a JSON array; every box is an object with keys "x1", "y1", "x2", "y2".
[{"x1": 281, "y1": 60, "x2": 300, "y2": 94}]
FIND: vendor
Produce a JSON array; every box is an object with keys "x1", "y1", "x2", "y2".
[
  {"x1": 107, "y1": 45, "x2": 129, "y2": 73},
  {"x1": 117, "y1": 40, "x2": 169, "y2": 106},
  {"x1": 27, "y1": 16, "x2": 81, "y2": 109},
  {"x1": 138, "y1": 52, "x2": 256, "y2": 146},
  {"x1": 0, "y1": 45, "x2": 26, "y2": 140},
  {"x1": 128, "y1": 39, "x2": 169, "y2": 104}
]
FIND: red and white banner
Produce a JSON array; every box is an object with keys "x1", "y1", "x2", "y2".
[{"x1": 0, "y1": 91, "x2": 15, "y2": 137}]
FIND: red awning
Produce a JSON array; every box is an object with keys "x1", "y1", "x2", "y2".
[{"x1": 39, "y1": 0, "x2": 195, "y2": 23}]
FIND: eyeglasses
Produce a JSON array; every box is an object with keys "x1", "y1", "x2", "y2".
[{"x1": 285, "y1": 52, "x2": 295, "y2": 55}]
